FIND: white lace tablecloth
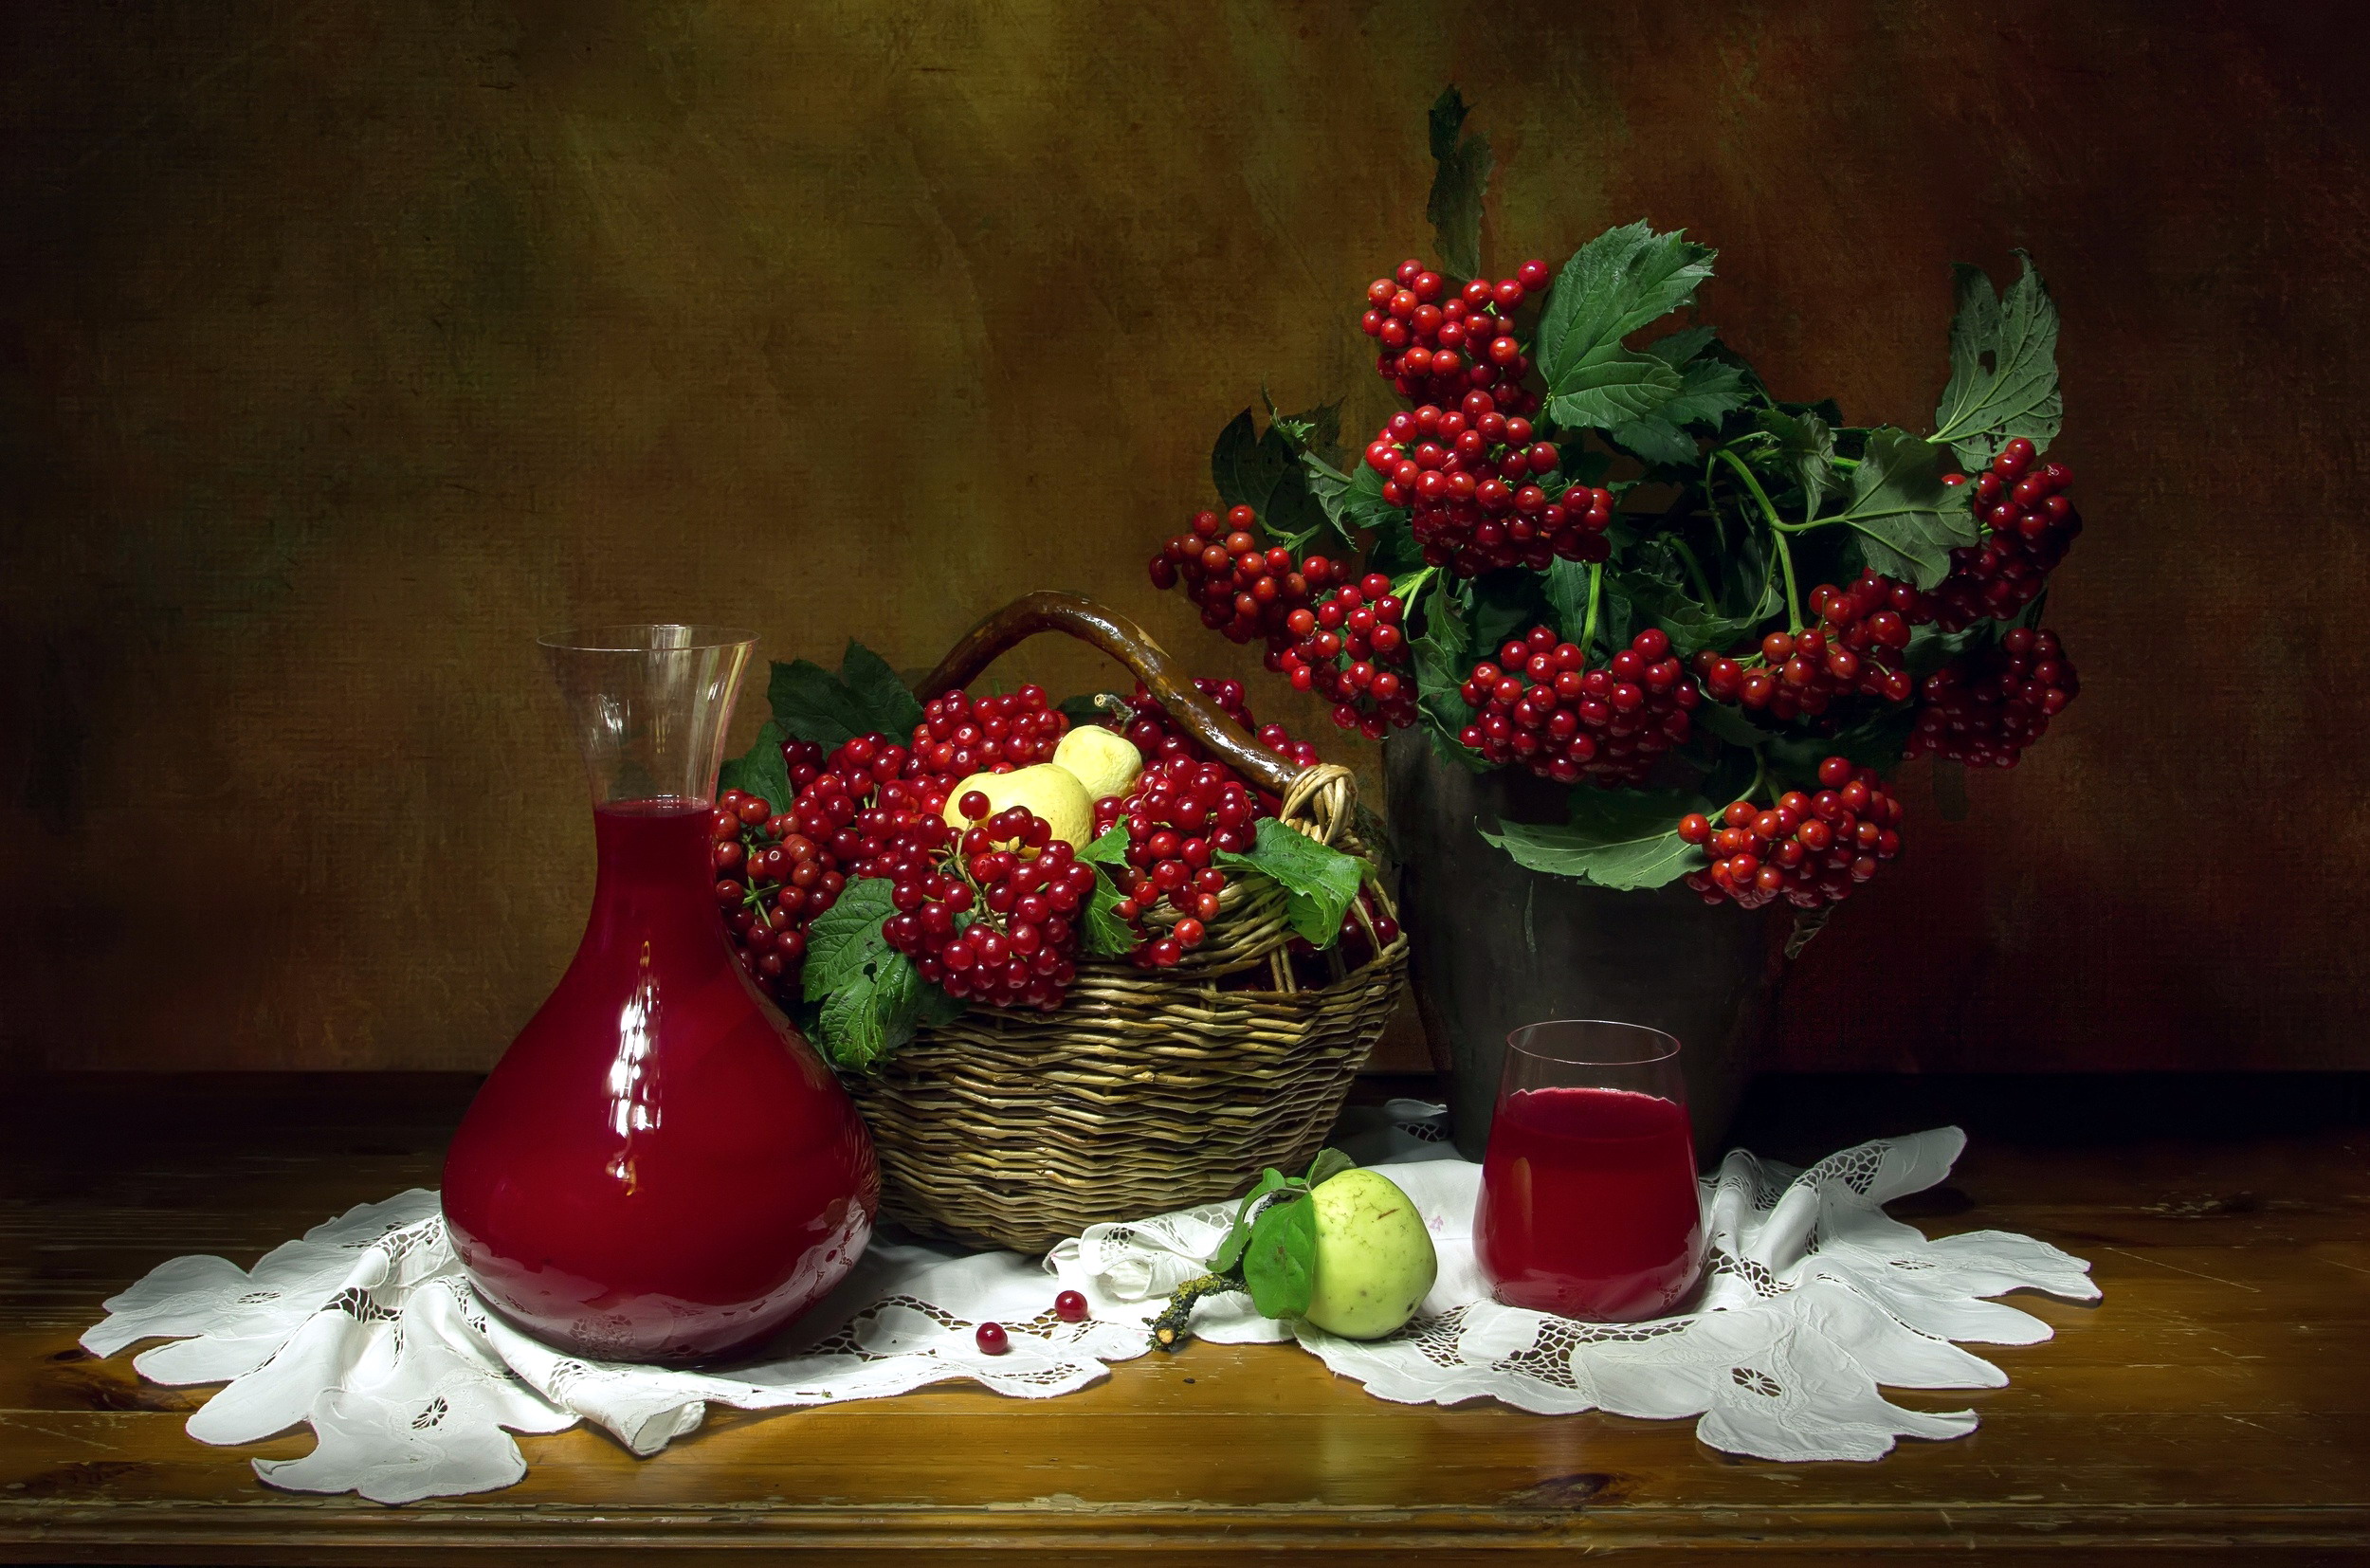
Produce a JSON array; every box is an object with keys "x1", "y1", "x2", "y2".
[{"x1": 82, "y1": 1119, "x2": 2097, "y2": 1504}]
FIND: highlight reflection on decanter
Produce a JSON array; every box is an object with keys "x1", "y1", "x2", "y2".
[{"x1": 442, "y1": 625, "x2": 878, "y2": 1365}]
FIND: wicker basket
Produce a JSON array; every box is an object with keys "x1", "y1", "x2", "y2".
[{"x1": 839, "y1": 591, "x2": 1407, "y2": 1253}]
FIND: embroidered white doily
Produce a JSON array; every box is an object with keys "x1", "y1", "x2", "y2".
[{"x1": 82, "y1": 1122, "x2": 2095, "y2": 1504}]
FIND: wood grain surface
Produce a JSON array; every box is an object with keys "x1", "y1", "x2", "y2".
[
  {"x1": 4, "y1": 2, "x2": 2368, "y2": 1072},
  {"x1": 0, "y1": 1072, "x2": 2364, "y2": 1563}
]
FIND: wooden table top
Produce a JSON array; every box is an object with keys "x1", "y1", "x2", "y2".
[{"x1": 0, "y1": 1071, "x2": 2362, "y2": 1565}]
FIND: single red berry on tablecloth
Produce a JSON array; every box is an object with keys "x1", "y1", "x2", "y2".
[
  {"x1": 975, "y1": 1322, "x2": 1011, "y2": 1355},
  {"x1": 1054, "y1": 1289, "x2": 1089, "y2": 1322}
]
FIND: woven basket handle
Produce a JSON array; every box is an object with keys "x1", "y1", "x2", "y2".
[{"x1": 919, "y1": 591, "x2": 1357, "y2": 845}]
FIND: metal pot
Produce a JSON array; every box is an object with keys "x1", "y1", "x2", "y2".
[{"x1": 1383, "y1": 730, "x2": 1778, "y2": 1160}]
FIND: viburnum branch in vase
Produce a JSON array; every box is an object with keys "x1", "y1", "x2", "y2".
[{"x1": 1142, "y1": 85, "x2": 2089, "y2": 922}]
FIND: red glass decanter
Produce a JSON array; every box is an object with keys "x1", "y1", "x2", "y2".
[{"x1": 443, "y1": 624, "x2": 878, "y2": 1364}]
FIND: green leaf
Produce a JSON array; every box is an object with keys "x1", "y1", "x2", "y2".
[
  {"x1": 1828, "y1": 427, "x2": 1981, "y2": 591},
  {"x1": 1304, "y1": 1147, "x2": 1356, "y2": 1188},
  {"x1": 1424, "y1": 86, "x2": 1492, "y2": 280},
  {"x1": 1758, "y1": 407, "x2": 1838, "y2": 520},
  {"x1": 1696, "y1": 699, "x2": 1774, "y2": 749},
  {"x1": 1210, "y1": 1169, "x2": 1292, "y2": 1275},
  {"x1": 1242, "y1": 1192, "x2": 1318, "y2": 1319},
  {"x1": 1411, "y1": 572, "x2": 1476, "y2": 747},
  {"x1": 1303, "y1": 454, "x2": 1405, "y2": 547},
  {"x1": 1478, "y1": 785, "x2": 1707, "y2": 891},
  {"x1": 1081, "y1": 823, "x2": 1130, "y2": 866},
  {"x1": 1543, "y1": 557, "x2": 1595, "y2": 647},
  {"x1": 1535, "y1": 222, "x2": 1716, "y2": 433},
  {"x1": 1081, "y1": 865, "x2": 1139, "y2": 958},
  {"x1": 1364, "y1": 508, "x2": 1427, "y2": 578},
  {"x1": 718, "y1": 720, "x2": 793, "y2": 813},
  {"x1": 1212, "y1": 410, "x2": 1347, "y2": 555},
  {"x1": 1607, "y1": 410, "x2": 1702, "y2": 466},
  {"x1": 1547, "y1": 348, "x2": 1686, "y2": 431},
  {"x1": 801, "y1": 878, "x2": 961, "y2": 1070},
  {"x1": 1265, "y1": 389, "x2": 1343, "y2": 465},
  {"x1": 1215, "y1": 816, "x2": 1365, "y2": 948},
  {"x1": 1764, "y1": 707, "x2": 1916, "y2": 783},
  {"x1": 1610, "y1": 345, "x2": 1751, "y2": 466},
  {"x1": 1905, "y1": 619, "x2": 1993, "y2": 681},
  {"x1": 1930, "y1": 252, "x2": 2063, "y2": 470},
  {"x1": 1057, "y1": 694, "x2": 1116, "y2": 729},
  {"x1": 769, "y1": 641, "x2": 925, "y2": 750},
  {"x1": 803, "y1": 877, "x2": 900, "y2": 998},
  {"x1": 1465, "y1": 569, "x2": 1551, "y2": 659}
]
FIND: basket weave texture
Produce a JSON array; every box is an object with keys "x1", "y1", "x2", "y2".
[{"x1": 843, "y1": 931, "x2": 1405, "y2": 1253}]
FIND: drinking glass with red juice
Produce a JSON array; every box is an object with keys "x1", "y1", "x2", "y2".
[{"x1": 1471, "y1": 1020, "x2": 1707, "y2": 1322}]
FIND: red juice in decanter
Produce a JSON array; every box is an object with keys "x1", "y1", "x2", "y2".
[
  {"x1": 443, "y1": 797, "x2": 877, "y2": 1364},
  {"x1": 1473, "y1": 1084, "x2": 1705, "y2": 1322}
]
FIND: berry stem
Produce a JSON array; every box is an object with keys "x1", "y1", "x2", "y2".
[
  {"x1": 1771, "y1": 527, "x2": 1804, "y2": 635},
  {"x1": 1578, "y1": 561, "x2": 1603, "y2": 654}
]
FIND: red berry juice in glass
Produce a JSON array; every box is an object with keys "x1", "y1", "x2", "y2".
[{"x1": 1471, "y1": 1022, "x2": 1706, "y2": 1322}]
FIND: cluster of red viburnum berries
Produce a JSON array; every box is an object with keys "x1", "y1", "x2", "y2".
[{"x1": 1678, "y1": 757, "x2": 1905, "y2": 910}]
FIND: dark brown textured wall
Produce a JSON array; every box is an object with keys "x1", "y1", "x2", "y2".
[{"x1": 4, "y1": 2, "x2": 2364, "y2": 1071}]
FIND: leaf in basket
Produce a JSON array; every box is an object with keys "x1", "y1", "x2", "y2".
[
  {"x1": 1210, "y1": 1168, "x2": 1293, "y2": 1275},
  {"x1": 1081, "y1": 824, "x2": 1130, "y2": 866},
  {"x1": 769, "y1": 639, "x2": 926, "y2": 749},
  {"x1": 717, "y1": 719, "x2": 793, "y2": 814},
  {"x1": 1304, "y1": 1147, "x2": 1357, "y2": 1188},
  {"x1": 1242, "y1": 1191, "x2": 1319, "y2": 1320},
  {"x1": 1216, "y1": 816, "x2": 1364, "y2": 948},
  {"x1": 802, "y1": 877, "x2": 960, "y2": 1069},
  {"x1": 1081, "y1": 865, "x2": 1139, "y2": 958}
]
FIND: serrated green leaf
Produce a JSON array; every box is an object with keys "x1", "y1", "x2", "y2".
[
  {"x1": 770, "y1": 642, "x2": 925, "y2": 750},
  {"x1": 1758, "y1": 407, "x2": 1838, "y2": 520},
  {"x1": 1215, "y1": 816, "x2": 1364, "y2": 947},
  {"x1": 1468, "y1": 575, "x2": 1543, "y2": 657},
  {"x1": 1478, "y1": 785, "x2": 1709, "y2": 891},
  {"x1": 802, "y1": 878, "x2": 959, "y2": 1071},
  {"x1": 1425, "y1": 86, "x2": 1491, "y2": 280},
  {"x1": 1905, "y1": 619, "x2": 1993, "y2": 681},
  {"x1": 803, "y1": 877, "x2": 898, "y2": 999},
  {"x1": 1411, "y1": 572, "x2": 1475, "y2": 747},
  {"x1": 1644, "y1": 324, "x2": 1717, "y2": 366},
  {"x1": 1607, "y1": 412, "x2": 1702, "y2": 466},
  {"x1": 1931, "y1": 252, "x2": 2062, "y2": 470},
  {"x1": 1696, "y1": 700, "x2": 1773, "y2": 749},
  {"x1": 1304, "y1": 1147, "x2": 1356, "y2": 1188},
  {"x1": 1545, "y1": 347, "x2": 1686, "y2": 430},
  {"x1": 1829, "y1": 427, "x2": 1981, "y2": 591},
  {"x1": 1660, "y1": 356, "x2": 1752, "y2": 427},
  {"x1": 1763, "y1": 707, "x2": 1916, "y2": 783},
  {"x1": 1264, "y1": 388, "x2": 1343, "y2": 465},
  {"x1": 1081, "y1": 823, "x2": 1130, "y2": 866},
  {"x1": 1303, "y1": 453, "x2": 1404, "y2": 550},
  {"x1": 1535, "y1": 222, "x2": 1716, "y2": 435},
  {"x1": 1081, "y1": 865, "x2": 1139, "y2": 958},
  {"x1": 1211, "y1": 1169, "x2": 1292, "y2": 1275},
  {"x1": 718, "y1": 720, "x2": 793, "y2": 814},
  {"x1": 1364, "y1": 509, "x2": 1427, "y2": 578},
  {"x1": 1212, "y1": 410, "x2": 1348, "y2": 555},
  {"x1": 1056, "y1": 694, "x2": 1114, "y2": 729},
  {"x1": 1242, "y1": 1192, "x2": 1318, "y2": 1320},
  {"x1": 1543, "y1": 557, "x2": 1595, "y2": 647}
]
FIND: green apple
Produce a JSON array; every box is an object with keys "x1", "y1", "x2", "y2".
[{"x1": 1302, "y1": 1168, "x2": 1437, "y2": 1339}]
